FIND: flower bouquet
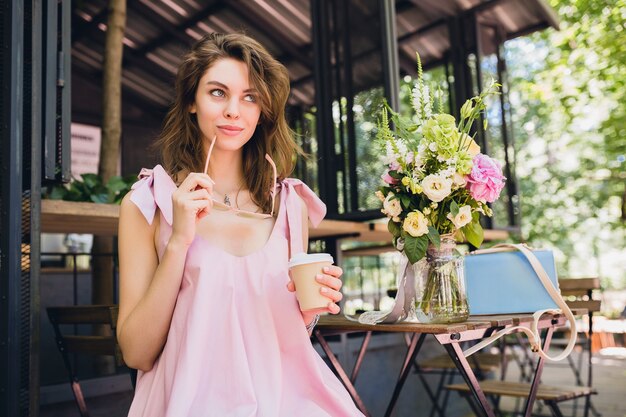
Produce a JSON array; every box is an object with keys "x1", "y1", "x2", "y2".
[{"x1": 375, "y1": 54, "x2": 506, "y2": 323}]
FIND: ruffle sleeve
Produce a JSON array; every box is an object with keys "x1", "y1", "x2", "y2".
[
  {"x1": 280, "y1": 178, "x2": 327, "y2": 255},
  {"x1": 129, "y1": 165, "x2": 177, "y2": 226}
]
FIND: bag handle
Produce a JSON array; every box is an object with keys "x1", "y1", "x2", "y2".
[{"x1": 463, "y1": 243, "x2": 577, "y2": 362}]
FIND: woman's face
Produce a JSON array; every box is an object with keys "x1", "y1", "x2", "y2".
[{"x1": 190, "y1": 58, "x2": 262, "y2": 152}]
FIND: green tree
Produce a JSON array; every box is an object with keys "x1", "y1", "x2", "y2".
[{"x1": 505, "y1": 0, "x2": 626, "y2": 290}]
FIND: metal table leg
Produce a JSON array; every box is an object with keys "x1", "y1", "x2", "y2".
[
  {"x1": 523, "y1": 326, "x2": 555, "y2": 417},
  {"x1": 441, "y1": 341, "x2": 495, "y2": 417},
  {"x1": 384, "y1": 333, "x2": 427, "y2": 417},
  {"x1": 314, "y1": 330, "x2": 371, "y2": 416}
]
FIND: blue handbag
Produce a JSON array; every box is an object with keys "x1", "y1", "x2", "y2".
[
  {"x1": 462, "y1": 243, "x2": 576, "y2": 362},
  {"x1": 465, "y1": 247, "x2": 560, "y2": 315}
]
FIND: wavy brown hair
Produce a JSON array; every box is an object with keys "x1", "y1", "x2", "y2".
[{"x1": 154, "y1": 32, "x2": 301, "y2": 213}]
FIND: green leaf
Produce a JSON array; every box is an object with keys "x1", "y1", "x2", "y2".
[
  {"x1": 404, "y1": 235, "x2": 429, "y2": 264},
  {"x1": 48, "y1": 186, "x2": 67, "y2": 200},
  {"x1": 450, "y1": 200, "x2": 460, "y2": 216},
  {"x1": 462, "y1": 220, "x2": 484, "y2": 248},
  {"x1": 427, "y1": 226, "x2": 440, "y2": 248},
  {"x1": 388, "y1": 170, "x2": 403, "y2": 179},
  {"x1": 106, "y1": 176, "x2": 127, "y2": 192},
  {"x1": 399, "y1": 194, "x2": 411, "y2": 209},
  {"x1": 80, "y1": 173, "x2": 101, "y2": 189},
  {"x1": 388, "y1": 218, "x2": 401, "y2": 237},
  {"x1": 90, "y1": 193, "x2": 109, "y2": 204}
]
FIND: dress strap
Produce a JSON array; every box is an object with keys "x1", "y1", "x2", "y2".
[
  {"x1": 280, "y1": 178, "x2": 326, "y2": 256},
  {"x1": 129, "y1": 165, "x2": 177, "y2": 226}
]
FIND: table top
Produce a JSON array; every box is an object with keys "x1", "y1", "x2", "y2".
[
  {"x1": 40, "y1": 199, "x2": 510, "y2": 243},
  {"x1": 317, "y1": 309, "x2": 586, "y2": 335}
]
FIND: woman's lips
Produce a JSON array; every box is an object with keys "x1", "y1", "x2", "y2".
[{"x1": 217, "y1": 125, "x2": 244, "y2": 136}]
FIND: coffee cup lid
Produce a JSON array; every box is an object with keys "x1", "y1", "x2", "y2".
[{"x1": 288, "y1": 252, "x2": 334, "y2": 268}]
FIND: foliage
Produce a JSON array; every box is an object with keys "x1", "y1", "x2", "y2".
[
  {"x1": 45, "y1": 173, "x2": 136, "y2": 204},
  {"x1": 505, "y1": 0, "x2": 626, "y2": 288},
  {"x1": 375, "y1": 54, "x2": 505, "y2": 264}
]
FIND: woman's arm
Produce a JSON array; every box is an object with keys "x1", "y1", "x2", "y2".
[
  {"x1": 287, "y1": 195, "x2": 343, "y2": 334},
  {"x1": 117, "y1": 173, "x2": 213, "y2": 371}
]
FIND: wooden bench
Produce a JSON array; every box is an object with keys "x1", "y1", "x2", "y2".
[
  {"x1": 414, "y1": 351, "x2": 513, "y2": 417},
  {"x1": 47, "y1": 305, "x2": 123, "y2": 417},
  {"x1": 446, "y1": 380, "x2": 597, "y2": 416}
]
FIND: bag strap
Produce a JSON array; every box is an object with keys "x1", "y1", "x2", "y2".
[{"x1": 463, "y1": 243, "x2": 577, "y2": 362}]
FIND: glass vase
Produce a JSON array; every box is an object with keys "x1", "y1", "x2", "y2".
[{"x1": 414, "y1": 237, "x2": 469, "y2": 324}]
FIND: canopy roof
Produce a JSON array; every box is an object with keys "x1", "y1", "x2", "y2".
[{"x1": 72, "y1": 0, "x2": 558, "y2": 121}]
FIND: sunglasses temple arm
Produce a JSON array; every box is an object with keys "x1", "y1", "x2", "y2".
[
  {"x1": 204, "y1": 136, "x2": 217, "y2": 175},
  {"x1": 266, "y1": 153, "x2": 278, "y2": 217}
]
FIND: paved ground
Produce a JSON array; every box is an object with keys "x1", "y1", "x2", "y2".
[{"x1": 40, "y1": 347, "x2": 626, "y2": 417}]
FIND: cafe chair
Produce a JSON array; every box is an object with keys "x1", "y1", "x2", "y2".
[
  {"x1": 445, "y1": 278, "x2": 602, "y2": 417},
  {"x1": 47, "y1": 304, "x2": 124, "y2": 417},
  {"x1": 414, "y1": 348, "x2": 510, "y2": 417},
  {"x1": 549, "y1": 277, "x2": 603, "y2": 417}
]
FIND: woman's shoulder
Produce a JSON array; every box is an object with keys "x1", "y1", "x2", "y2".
[
  {"x1": 279, "y1": 178, "x2": 326, "y2": 227},
  {"x1": 122, "y1": 165, "x2": 177, "y2": 226}
]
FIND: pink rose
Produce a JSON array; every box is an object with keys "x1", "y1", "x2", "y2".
[
  {"x1": 389, "y1": 161, "x2": 400, "y2": 171},
  {"x1": 381, "y1": 171, "x2": 398, "y2": 185},
  {"x1": 466, "y1": 154, "x2": 506, "y2": 203}
]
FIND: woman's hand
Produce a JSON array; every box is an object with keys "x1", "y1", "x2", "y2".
[
  {"x1": 170, "y1": 173, "x2": 214, "y2": 247},
  {"x1": 286, "y1": 265, "x2": 344, "y2": 315}
]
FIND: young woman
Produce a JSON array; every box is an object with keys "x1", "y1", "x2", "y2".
[{"x1": 117, "y1": 33, "x2": 364, "y2": 416}]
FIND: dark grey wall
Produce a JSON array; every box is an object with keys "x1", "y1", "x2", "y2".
[{"x1": 72, "y1": 71, "x2": 166, "y2": 177}]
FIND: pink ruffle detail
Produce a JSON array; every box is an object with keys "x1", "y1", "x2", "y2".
[{"x1": 129, "y1": 165, "x2": 176, "y2": 225}]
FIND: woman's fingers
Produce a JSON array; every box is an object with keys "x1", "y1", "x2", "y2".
[
  {"x1": 326, "y1": 302, "x2": 341, "y2": 315},
  {"x1": 320, "y1": 286, "x2": 343, "y2": 303},
  {"x1": 187, "y1": 188, "x2": 212, "y2": 201},
  {"x1": 286, "y1": 280, "x2": 296, "y2": 292},
  {"x1": 322, "y1": 265, "x2": 343, "y2": 278},
  {"x1": 315, "y1": 274, "x2": 342, "y2": 291},
  {"x1": 178, "y1": 172, "x2": 214, "y2": 193}
]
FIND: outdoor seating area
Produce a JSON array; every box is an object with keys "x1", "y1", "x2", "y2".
[{"x1": 2, "y1": 0, "x2": 625, "y2": 417}]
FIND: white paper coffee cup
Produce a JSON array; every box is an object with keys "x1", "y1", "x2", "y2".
[{"x1": 288, "y1": 253, "x2": 334, "y2": 312}]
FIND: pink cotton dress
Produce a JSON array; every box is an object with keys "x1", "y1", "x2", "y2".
[{"x1": 126, "y1": 165, "x2": 364, "y2": 417}]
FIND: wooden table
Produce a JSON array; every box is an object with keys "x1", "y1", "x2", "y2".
[
  {"x1": 41, "y1": 200, "x2": 509, "y2": 243},
  {"x1": 314, "y1": 310, "x2": 585, "y2": 417}
]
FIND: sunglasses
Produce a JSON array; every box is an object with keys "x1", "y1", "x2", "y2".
[{"x1": 203, "y1": 137, "x2": 277, "y2": 219}]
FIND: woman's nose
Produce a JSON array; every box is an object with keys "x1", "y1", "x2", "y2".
[{"x1": 224, "y1": 99, "x2": 240, "y2": 119}]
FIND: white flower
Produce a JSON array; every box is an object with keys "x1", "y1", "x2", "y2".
[
  {"x1": 412, "y1": 85, "x2": 432, "y2": 119},
  {"x1": 447, "y1": 205, "x2": 473, "y2": 229},
  {"x1": 452, "y1": 172, "x2": 467, "y2": 187},
  {"x1": 413, "y1": 152, "x2": 425, "y2": 170},
  {"x1": 423, "y1": 207, "x2": 431, "y2": 215},
  {"x1": 403, "y1": 210, "x2": 429, "y2": 237},
  {"x1": 375, "y1": 190, "x2": 385, "y2": 202},
  {"x1": 421, "y1": 174, "x2": 453, "y2": 202},
  {"x1": 383, "y1": 142, "x2": 398, "y2": 165},
  {"x1": 428, "y1": 142, "x2": 438, "y2": 152},
  {"x1": 382, "y1": 193, "x2": 402, "y2": 221}
]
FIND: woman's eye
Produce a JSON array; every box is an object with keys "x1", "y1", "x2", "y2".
[
  {"x1": 243, "y1": 94, "x2": 257, "y2": 103},
  {"x1": 210, "y1": 89, "x2": 225, "y2": 98}
]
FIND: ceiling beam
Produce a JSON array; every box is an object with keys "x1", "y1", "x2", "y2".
[
  {"x1": 73, "y1": 64, "x2": 169, "y2": 119},
  {"x1": 223, "y1": 2, "x2": 312, "y2": 67},
  {"x1": 133, "y1": 1, "x2": 226, "y2": 58}
]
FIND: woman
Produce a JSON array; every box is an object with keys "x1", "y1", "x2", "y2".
[{"x1": 117, "y1": 32, "x2": 364, "y2": 416}]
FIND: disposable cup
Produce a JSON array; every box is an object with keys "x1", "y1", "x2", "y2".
[{"x1": 288, "y1": 253, "x2": 334, "y2": 313}]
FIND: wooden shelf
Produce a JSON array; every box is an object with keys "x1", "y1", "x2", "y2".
[
  {"x1": 41, "y1": 200, "x2": 510, "y2": 243},
  {"x1": 41, "y1": 200, "x2": 120, "y2": 236}
]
